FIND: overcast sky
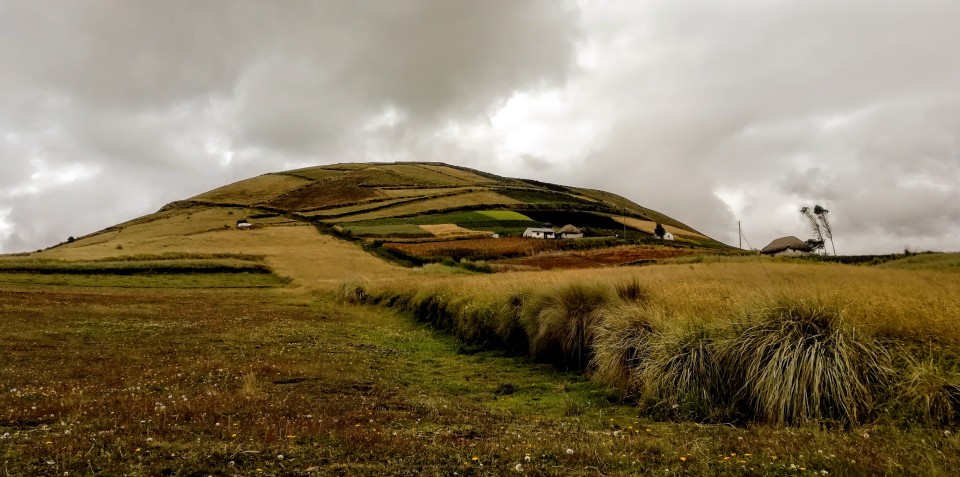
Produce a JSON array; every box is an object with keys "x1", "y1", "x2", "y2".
[{"x1": 2, "y1": 0, "x2": 959, "y2": 255}]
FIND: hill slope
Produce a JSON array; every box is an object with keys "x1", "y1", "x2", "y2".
[{"x1": 38, "y1": 162, "x2": 730, "y2": 282}]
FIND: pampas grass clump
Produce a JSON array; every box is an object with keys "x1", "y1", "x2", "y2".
[
  {"x1": 720, "y1": 298, "x2": 891, "y2": 425},
  {"x1": 522, "y1": 282, "x2": 612, "y2": 369},
  {"x1": 590, "y1": 303, "x2": 664, "y2": 393},
  {"x1": 637, "y1": 325, "x2": 722, "y2": 420}
]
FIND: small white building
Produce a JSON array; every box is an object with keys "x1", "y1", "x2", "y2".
[
  {"x1": 523, "y1": 227, "x2": 556, "y2": 239},
  {"x1": 660, "y1": 231, "x2": 674, "y2": 241}
]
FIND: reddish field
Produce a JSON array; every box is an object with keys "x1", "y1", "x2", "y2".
[
  {"x1": 491, "y1": 245, "x2": 696, "y2": 270},
  {"x1": 384, "y1": 237, "x2": 567, "y2": 259}
]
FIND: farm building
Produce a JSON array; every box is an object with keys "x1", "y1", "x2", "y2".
[
  {"x1": 656, "y1": 231, "x2": 675, "y2": 241},
  {"x1": 523, "y1": 227, "x2": 556, "y2": 239},
  {"x1": 761, "y1": 236, "x2": 813, "y2": 256},
  {"x1": 557, "y1": 224, "x2": 583, "y2": 239},
  {"x1": 523, "y1": 225, "x2": 583, "y2": 239}
]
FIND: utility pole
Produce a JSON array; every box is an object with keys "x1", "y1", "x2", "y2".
[{"x1": 738, "y1": 221, "x2": 742, "y2": 249}]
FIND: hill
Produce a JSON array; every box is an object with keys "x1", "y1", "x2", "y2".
[{"x1": 34, "y1": 162, "x2": 731, "y2": 282}]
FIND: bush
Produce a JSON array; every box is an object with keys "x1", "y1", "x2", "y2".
[
  {"x1": 719, "y1": 297, "x2": 891, "y2": 425},
  {"x1": 590, "y1": 303, "x2": 663, "y2": 394},
  {"x1": 637, "y1": 325, "x2": 723, "y2": 421},
  {"x1": 522, "y1": 282, "x2": 613, "y2": 369}
]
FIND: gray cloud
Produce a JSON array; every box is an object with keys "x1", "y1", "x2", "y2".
[
  {"x1": 0, "y1": 0, "x2": 579, "y2": 251},
  {"x1": 2, "y1": 0, "x2": 959, "y2": 254}
]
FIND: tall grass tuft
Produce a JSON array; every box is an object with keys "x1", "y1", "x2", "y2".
[
  {"x1": 590, "y1": 303, "x2": 663, "y2": 394},
  {"x1": 637, "y1": 325, "x2": 723, "y2": 420},
  {"x1": 336, "y1": 278, "x2": 370, "y2": 304},
  {"x1": 614, "y1": 278, "x2": 652, "y2": 304},
  {"x1": 896, "y1": 360, "x2": 960, "y2": 428},
  {"x1": 719, "y1": 297, "x2": 891, "y2": 425},
  {"x1": 522, "y1": 282, "x2": 612, "y2": 369}
]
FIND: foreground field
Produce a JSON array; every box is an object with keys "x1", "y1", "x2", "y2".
[{"x1": 2, "y1": 285, "x2": 958, "y2": 476}]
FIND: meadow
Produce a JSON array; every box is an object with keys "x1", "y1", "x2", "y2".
[
  {"x1": 2, "y1": 280, "x2": 958, "y2": 476},
  {"x1": 5, "y1": 188, "x2": 960, "y2": 476}
]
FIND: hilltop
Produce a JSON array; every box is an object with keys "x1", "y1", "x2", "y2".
[{"x1": 35, "y1": 162, "x2": 730, "y2": 281}]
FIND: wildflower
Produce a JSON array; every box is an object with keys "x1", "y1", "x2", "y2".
[
  {"x1": 514, "y1": 463, "x2": 523, "y2": 472},
  {"x1": 566, "y1": 448, "x2": 574, "y2": 455},
  {"x1": 524, "y1": 454, "x2": 531, "y2": 462},
  {"x1": 471, "y1": 456, "x2": 479, "y2": 461},
  {"x1": 680, "y1": 456, "x2": 687, "y2": 462},
  {"x1": 277, "y1": 454, "x2": 284, "y2": 460},
  {"x1": 135, "y1": 448, "x2": 141, "y2": 452},
  {"x1": 45, "y1": 441, "x2": 53, "y2": 445}
]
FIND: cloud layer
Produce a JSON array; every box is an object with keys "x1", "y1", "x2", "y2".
[{"x1": 2, "y1": 0, "x2": 959, "y2": 254}]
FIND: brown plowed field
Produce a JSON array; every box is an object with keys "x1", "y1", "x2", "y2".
[
  {"x1": 384, "y1": 237, "x2": 567, "y2": 259},
  {"x1": 491, "y1": 245, "x2": 697, "y2": 270}
]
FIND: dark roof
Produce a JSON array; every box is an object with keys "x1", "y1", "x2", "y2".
[
  {"x1": 761, "y1": 236, "x2": 812, "y2": 254},
  {"x1": 558, "y1": 224, "x2": 581, "y2": 233}
]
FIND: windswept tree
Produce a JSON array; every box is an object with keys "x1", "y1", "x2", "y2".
[
  {"x1": 814, "y1": 205, "x2": 836, "y2": 256},
  {"x1": 800, "y1": 206, "x2": 825, "y2": 254},
  {"x1": 800, "y1": 205, "x2": 836, "y2": 255},
  {"x1": 654, "y1": 222, "x2": 666, "y2": 239}
]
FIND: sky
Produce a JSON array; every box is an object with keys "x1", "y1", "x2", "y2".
[{"x1": 2, "y1": 0, "x2": 959, "y2": 255}]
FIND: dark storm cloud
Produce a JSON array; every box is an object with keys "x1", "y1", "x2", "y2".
[{"x1": 0, "y1": 0, "x2": 579, "y2": 252}]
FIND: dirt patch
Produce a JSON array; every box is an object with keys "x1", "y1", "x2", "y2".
[{"x1": 491, "y1": 245, "x2": 697, "y2": 270}]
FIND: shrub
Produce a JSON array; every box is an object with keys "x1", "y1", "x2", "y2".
[
  {"x1": 590, "y1": 303, "x2": 663, "y2": 394},
  {"x1": 637, "y1": 325, "x2": 723, "y2": 421},
  {"x1": 719, "y1": 297, "x2": 891, "y2": 425},
  {"x1": 522, "y1": 282, "x2": 613, "y2": 369}
]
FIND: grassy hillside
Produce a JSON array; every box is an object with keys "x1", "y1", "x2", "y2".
[{"x1": 32, "y1": 162, "x2": 730, "y2": 275}]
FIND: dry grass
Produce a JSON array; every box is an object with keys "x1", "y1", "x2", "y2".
[
  {"x1": 42, "y1": 224, "x2": 406, "y2": 287},
  {"x1": 340, "y1": 190, "x2": 522, "y2": 222},
  {"x1": 611, "y1": 216, "x2": 708, "y2": 240},
  {"x1": 418, "y1": 223, "x2": 492, "y2": 238},
  {"x1": 191, "y1": 174, "x2": 311, "y2": 205},
  {"x1": 367, "y1": 259, "x2": 960, "y2": 427}
]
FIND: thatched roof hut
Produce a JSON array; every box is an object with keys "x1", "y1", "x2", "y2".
[{"x1": 760, "y1": 236, "x2": 813, "y2": 256}]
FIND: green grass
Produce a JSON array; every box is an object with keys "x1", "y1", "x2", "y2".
[
  {"x1": 0, "y1": 258, "x2": 271, "y2": 275},
  {"x1": 476, "y1": 210, "x2": 534, "y2": 221},
  {"x1": 878, "y1": 253, "x2": 960, "y2": 271},
  {"x1": 0, "y1": 272, "x2": 289, "y2": 288},
  {"x1": 340, "y1": 224, "x2": 433, "y2": 238}
]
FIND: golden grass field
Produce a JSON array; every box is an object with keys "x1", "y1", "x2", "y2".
[{"x1": 611, "y1": 216, "x2": 709, "y2": 240}]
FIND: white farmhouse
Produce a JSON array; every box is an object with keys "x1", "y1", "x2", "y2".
[{"x1": 523, "y1": 227, "x2": 556, "y2": 239}]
